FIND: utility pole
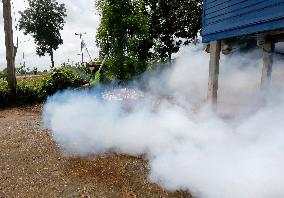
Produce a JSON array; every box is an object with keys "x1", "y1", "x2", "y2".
[
  {"x1": 75, "y1": 32, "x2": 86, "y2": 65},
  {"x1": 2, "y1": 0, "x2": 17, "y2": 95},
  {"x1": 20, "y1": 52, "x2": 25, "y2": 66}
]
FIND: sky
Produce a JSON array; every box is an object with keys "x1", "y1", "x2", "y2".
[{"x1": 0, "y1": 0, "x2": 100, "y2": 70}]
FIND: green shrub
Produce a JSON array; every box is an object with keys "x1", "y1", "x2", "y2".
[
  {"x1": 48, "y1": 67, "x2": 86, "y2": 92},
  {"x1": 0, "y1": 81, "x2": 12, "y2": 108},
  {"x1": 0, "y1": 68, "x2": 8, "y2": 81},
  {"x1": 0, "y1": 66, "x2": 86, "y2": 109}
]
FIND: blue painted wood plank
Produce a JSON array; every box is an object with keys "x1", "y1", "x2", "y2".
[
  {"x1": 203, "y1": 3, "x2": 284, "y2": 34},
  {"x1": 205, "y1": 0, "x2": 271, "y2": 20},
  {"x1": 203, "y1": 17, "x2": 284, "y2": 42},
  {"x1": 206, "y1": 0, "x2": 250, "y2": 15},
  {"x1": 202, "y1": 0, "x2": 284, "y2": 42}
]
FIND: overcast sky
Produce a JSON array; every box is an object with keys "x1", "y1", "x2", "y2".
[{"x1": 0, "y1": 0, "x2": 100, "y2": 70}]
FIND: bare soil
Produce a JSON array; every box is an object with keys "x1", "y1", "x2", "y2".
[{"x1": 0, "y1": 106, "x2": 191, "y2": 198}]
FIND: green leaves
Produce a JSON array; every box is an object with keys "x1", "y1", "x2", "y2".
[
  {"x1": 146, "y1": 0, "x2": 202, "y2": 62},
  {"x1": 96, "y1": 0, "x2": 152, "y2": 82},
  {"x1": 18, "y1": 0, "x2": 67, "y2": 65},
  {"x1": 49, "y1": 67, "x2": 85, "y2": 91},
  {"x1": 90, "y1": 72, "x2": 101, "y2": 87},
  {"x1": 96, "y1": 0, "x2": 202, "y2": 82},
  {"x1": 0, "y1": 68, "x2": 8, "y2": 81},
  {"x1": 0, "y1": 67, "x2": 86, "y2": 108}
]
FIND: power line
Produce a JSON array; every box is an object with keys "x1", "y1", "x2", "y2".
[{"x1": 75, "y1": 32, "x2": 93, "y2": 63}]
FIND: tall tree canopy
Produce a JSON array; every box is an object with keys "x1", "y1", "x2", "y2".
[
  {"x1": 96, "y1": 0, "x2": 202, "y2": 81},
  {"x1": 96, "y1": 0, "x2": 152, "y2": 82},
  {"x1": 19, "y1": 0, "x2": 67, "y2": 68},
  {"x1": 146, "y1": 0, "x2": 202, "y2": 62}
]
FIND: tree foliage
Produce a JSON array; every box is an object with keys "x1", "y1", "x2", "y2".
[
  {"x1": 96, "y1": 0, "x2": 202, "y2": 81},
  {"x1": 146, "y1": 0, "x2": 202, "y2": 62},
  {"x1": 96, "y1": 0, "x2": 152, "y2": 82},
  {"x1": 18, "y1": 0, "x2": 67, "y2": 68},
  {"x1": 0, "y1": 68, "x2": 8, "y2": 81}
]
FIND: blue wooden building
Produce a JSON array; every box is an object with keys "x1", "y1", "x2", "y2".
[
  {"x1": 202, "y1": 0, "x2": 284, "y2": 43},
  {"x1": 202, "y1": 0, "x2": 284, "y2": 106}
]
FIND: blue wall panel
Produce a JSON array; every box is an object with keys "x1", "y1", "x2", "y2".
[{"x1": 202, "y1": 0, "x2": 284, "y2": 43}]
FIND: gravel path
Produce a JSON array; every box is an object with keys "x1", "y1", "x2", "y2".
[{"x1": 0, "y1": 106, "x2": 191, "y2": 198}]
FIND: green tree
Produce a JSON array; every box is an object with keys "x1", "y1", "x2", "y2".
[
  {"x1": 18, "y1": 0, "x2": 67, "y2": 68},
  {"x1": 96, "y1": 0, "x2": 153, "y2": 82},
  {"x1": 96, "y1": 0, "x2": 202, "y2": 81},
  {"x1": 146, "y1": 0, "x2": 202, "y2": 63}
]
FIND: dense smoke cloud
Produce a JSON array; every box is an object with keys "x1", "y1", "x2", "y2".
[{"x1": 44, "y1": 43, "x2": 284, "y2": 198}]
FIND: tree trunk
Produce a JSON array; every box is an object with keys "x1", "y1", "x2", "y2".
[
  {"x1": 3, "y1": 0, "x2": 17, "y2": 95},
  {"x1": 50, "y1": 50, "x2": 55, "y2": 68}
]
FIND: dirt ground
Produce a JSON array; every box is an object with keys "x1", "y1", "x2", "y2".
[{"x1": 0, "y1": 106, "x2": 191, "y2": 198}]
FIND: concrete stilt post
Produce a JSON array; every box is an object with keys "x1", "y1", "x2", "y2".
[
  {"x1": 260, "y1": 41, "x2": 275, "y2": 89},
  {"x1": 207, "y1": 40, "x2": 221, "y2": 108}
]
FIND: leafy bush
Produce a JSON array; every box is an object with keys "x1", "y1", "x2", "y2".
[
  {"x1": 0, "y1": 66, "x2": 86, "y2": 109},
  {"x1": 0, "y1": 81, "x2": 12, "y2": 108},
  {"x1": 0, "y1": 68, "x2": 8, "y2": 80},
  {"x1": 48, "y1": 67, "x2": 86, "y2": 91}
]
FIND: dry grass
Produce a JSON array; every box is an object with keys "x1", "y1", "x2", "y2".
[{"x1": 16, "y1": 73, "x2": 49, "y2": 82}]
